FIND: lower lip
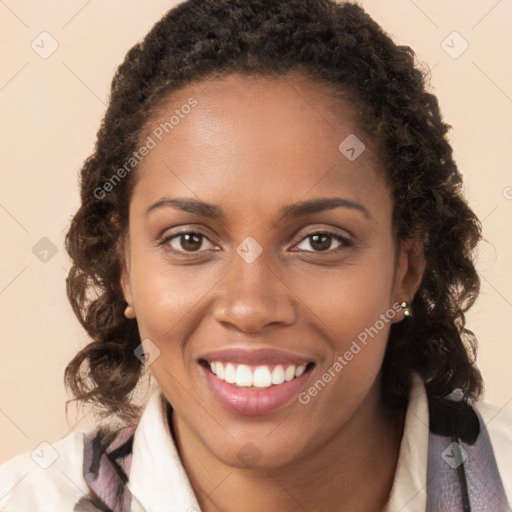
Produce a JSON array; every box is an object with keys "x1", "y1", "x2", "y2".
[{"x1": 201, "y1": 364, "x2": 313, "y2": 416}]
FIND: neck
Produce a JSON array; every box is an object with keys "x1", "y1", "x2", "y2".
[{"x1": 170, "y1": 377, "x2": 405, "y2": 512}]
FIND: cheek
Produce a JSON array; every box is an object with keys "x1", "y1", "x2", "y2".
[
  {"x1": 291, "y1": 263, "x2": 395, "y2": 432},
  {"x1": 129, "y1": 257, "x2": 221, "y2": 404},
  {"x1": 131, "y1": 250, "x2": 222, "y2": 339},
  {"x1": 294, "y1": 247, "x2": 396, "y2": 344}
]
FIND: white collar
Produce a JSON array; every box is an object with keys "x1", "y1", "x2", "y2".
[
  {"x1": 127, "y1": 387, "x2": 202, "y2": 512},
  {"x1": 127, "y1": 374, "x2": 429, "y2": 512},
  {"x1": 384, "y1": 372, "x2": 429, "y2": 511}
]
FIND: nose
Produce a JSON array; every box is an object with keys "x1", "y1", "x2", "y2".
[{"x1": 212, "y1": 248, "x2": 297, "y2": 334}]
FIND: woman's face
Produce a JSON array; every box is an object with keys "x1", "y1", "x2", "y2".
[{"x1": 120, "y1": 73, "x2": 423, "y2": 469}]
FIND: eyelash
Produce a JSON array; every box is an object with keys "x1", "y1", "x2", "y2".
[{"x1": 158, "y1": 229, "x2": 353, "y2": 256}]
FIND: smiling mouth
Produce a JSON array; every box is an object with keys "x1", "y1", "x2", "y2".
[{"x1": 199, "y1": 359, "x2": 315, "y2": 389}]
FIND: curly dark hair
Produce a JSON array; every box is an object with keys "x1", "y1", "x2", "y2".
[{"x1": 64, "y1": 0, "x2": 483, "y2": 423}]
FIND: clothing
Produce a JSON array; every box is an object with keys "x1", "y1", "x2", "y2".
[{"x1": 1, "y1": 374, "x2": 511, "y2": 512}]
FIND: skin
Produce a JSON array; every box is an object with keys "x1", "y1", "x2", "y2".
[{"x1": 120, "y1": 72, "x2": 425, "y2": 512}]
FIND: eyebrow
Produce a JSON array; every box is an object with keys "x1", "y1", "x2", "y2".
[{"x1": 145, "y1": 196, "x2": 371, "y2": 220}]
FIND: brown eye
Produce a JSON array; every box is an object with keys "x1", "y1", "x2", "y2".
[
  {"x1": 164, "y1": 232, "x2": 215, "y2": 253},
  {"x1": 294, "y1": 232, "x2": 351, "y2": 253},
  {"x1": 178, "y1": 233, "x2": 203, "y2": 251}
]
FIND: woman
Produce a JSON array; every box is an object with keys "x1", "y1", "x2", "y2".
[{"x1": 1, "y1": 0, "x2": 510, "y2": 511}]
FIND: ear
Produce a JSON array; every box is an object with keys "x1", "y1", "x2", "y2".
[
  {"x1": 117, "y1": 232, "x2": 133, "y2": 306},
  {"x1": 392, "y1": 237, "x2": 426, "y2": 321}
]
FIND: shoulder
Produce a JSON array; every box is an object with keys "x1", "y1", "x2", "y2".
[
  {"x1": 474, "y1": 398, "x2": 512, "y2": 502},
  {"x1": 475, "y1": 397, "x2": 512, "y2": 444},
  {"x1": 0, "y1": 431, "x2": 87, "y2": 512}
]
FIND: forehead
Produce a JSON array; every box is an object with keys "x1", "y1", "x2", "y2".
[{"x1": 131, "y1": 73, "x2": 389, "y2": 221}]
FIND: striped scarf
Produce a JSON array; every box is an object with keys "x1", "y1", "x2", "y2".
[{"x1": 73, "y1": 396, "x2": 510, "y2": 512}]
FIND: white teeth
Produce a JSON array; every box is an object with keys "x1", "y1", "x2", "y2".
[
  {"x1": 295, "y1": 364, "x2": 306, "y2": 377},
  {"x1": 284, "y1": 365, "x2": 296, "y2": 382},
  {"x1": 216, "y1": 362, "x2": 225, "y2": 380},
  {"x1": 235, "y1": 364, "x2": 253, "y2": 387},
  {"x1": 271, "y1": 365, "x2": 285, "y2": 385},
  {"x1": 208, "y1": 361, "x2": 309, "y2": 388},
  {"x1": 225, "y1": 363, "x2": 236, "y2": 384},
  {"x1": 253, "y1": 366, "x2": 272, "y2": 388}
]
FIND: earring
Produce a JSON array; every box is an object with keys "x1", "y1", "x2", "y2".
[
  {"x1": 400, "y1": 301, "x2": 412, "y2": 318},
  {"x1": 124, "y1": 305, "x2": 136, "y2": 319}
]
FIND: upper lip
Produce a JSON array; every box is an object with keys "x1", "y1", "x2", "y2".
[{"x1": 199, "y1": 347, "x2": 314, "y2": 366}]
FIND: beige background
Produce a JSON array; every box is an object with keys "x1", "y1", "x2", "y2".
[{"x1": 0, "y1": 0, "x2": 511, "y2": 463}]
